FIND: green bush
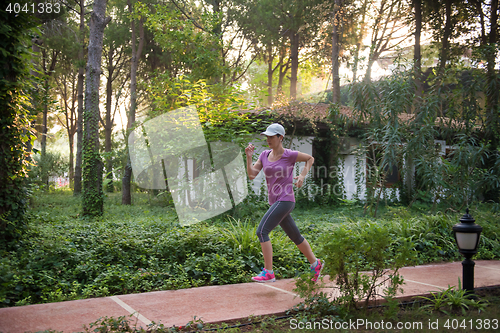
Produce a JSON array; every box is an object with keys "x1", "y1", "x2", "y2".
[
  {"x1": 385, "y1": 205, "x2": 500, "y2": 263},
  {"x1": 417, "y1": 282, "x2": 489, "y2": 315},
  {"x1": 28, "y1": 151, "x2": 68, "y2": 187},
  {"x1": 309, "y1": 221, "x2": 414, "y2": 310}
]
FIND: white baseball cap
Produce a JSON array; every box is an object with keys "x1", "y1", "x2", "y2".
[{"x1": 261, "y1": 123, "x2": 285, "y2": 137}]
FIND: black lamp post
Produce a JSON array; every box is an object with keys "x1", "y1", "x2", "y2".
[{"x1": 452, "y1": 209, "x2": 482, "y2": 294}]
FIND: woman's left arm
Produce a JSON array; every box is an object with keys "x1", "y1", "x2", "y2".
[{"x1": 294, "y1": 152, "x2": 314, "y2": 188}]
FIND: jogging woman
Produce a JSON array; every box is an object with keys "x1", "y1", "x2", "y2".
[{"x1": 245, "y1": 123, "x2": 323, "y2": 283}]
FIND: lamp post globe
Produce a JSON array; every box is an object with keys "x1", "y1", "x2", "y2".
[{"x1": 452, "y1": 208, "x2": 482, "y2": 294}]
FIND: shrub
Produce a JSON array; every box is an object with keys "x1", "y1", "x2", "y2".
[
  {"x1": 318, "y1": 221, "x2": 415, "y2": 310},
  {"x1": 417, "y1": 282, "x2": 489, "y2": 315},
  {"x1": 28, "y1": 151, "x2": 68, "y2": 187}
]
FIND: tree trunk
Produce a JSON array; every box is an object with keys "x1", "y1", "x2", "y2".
[
  {"x1": 267, "y1": 45, "x2": 273, "y2": 106},
  {"x1": 437, "y1": 0, "x2": 452, "y2": 78},
  {"x1": 41, "y1": 49, "x2": 48, "y2": 186},
  {"x1": 0, "y1": 12, "x2": 34, "y2": 241},
  {"x1": 69, "y1": 77, "x2": 77, "y2": 189},
  {"x1": 277, "y1": 66, "x2": 285, "y2": 95},
  {"x1": 352, "y1": 42, "x2": 361, "y2": 83},
  {"x1": 74, "y1": 65, "x2": 84, "y2": 194},
  {"x1": 40, "y1": 48, "x2": 58, "y2": 186},
  {"x1": 82, "y1": 0, "x2": 110, "y2": 217},
  {"x1": 483, "y1": 0, "x2": 499, "y2": 203},
  {"x1": 413, "y1": 0, "x2": 423, "y2": 101},
  {"x1": 331, "y1": 0, "x2": 342, "y2": 104},
  {"x1": 289, "y1": 31, "x2": 299, "y2": 99},
  {"x1": 364, "y1": 57, "x2": 375, "y2": 83},
  {"x1": 475, "y1": 0, "x2": 486, "y2": 45},
  {"x1": 105, "y1": 49, "x2": 114, "y2": 192},
  {"x1": 68, "y1": 133, "x2": 74, "y2": 188},
  {"x1": 352, "y1": 0, "x2": 367, "y2": 83},
  {"x1": 276, "y1": 46, "x2": 289, "y2": 96},
  {"x1": 60, "y1": 76, "x2": 77, "y2": 189},
  {"x1": 41, "y1": 92, "x2": 48, "y2": 185},
  {"x1": 74, "y1": 0, "x2": 86, "y2": 195},
  {"x1": 485, "y1": 0, "x2": 499, "y2": 149},
  {"x1": 29, "y1": 38, "x2": 41, "y2": 153},
  {"x1": 122, "y1": 0, "x2": 144, "y2": 205}
]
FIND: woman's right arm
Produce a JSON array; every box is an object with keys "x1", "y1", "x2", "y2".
[{"x1": 245, "y1": 143, "x2": 262, "y2": 180}]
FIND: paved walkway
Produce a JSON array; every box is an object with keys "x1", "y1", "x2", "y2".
[{"x1": 0, "y1": 260, "x2": 499, "y2": 332}]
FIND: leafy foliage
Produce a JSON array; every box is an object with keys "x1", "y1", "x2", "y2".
[
  {"x1": 0, "y1": 6, "x2": 38, "y2": 245},
  {"x1": 347, "y1": 63, "x2": 500, "y2": 214},
  {"x1": 28, "y1": 151, "x2": 68, "y2": 187},
  {"x1": 316, "y1": 220, "x2": 414, "y2": 310},
  {"x1": 81, "y1": 0, "x2": 110, "y2": 217},
  {"x1": 138, "y1": 2, "x2": 225, "y2": 82},
  {"x1": 147, "y1": 74, "x2": 268, "y2": 149},
  {"x1": 2, "y1": 192, "x2": 498, "y2": 308},
  {"x1": 83, "y1": 314, "x2": 179, "y2": 333},
  {"x1": 418, "y1": 282, "x2": 489, "y2": 315}
]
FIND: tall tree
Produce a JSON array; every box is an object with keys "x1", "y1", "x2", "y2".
[
  {"x1": 102, "y1": 14, "x2": 130, "y2": 192},
  {"x1": 73, "y1": 0, "x2": 88, "y2": 195},
  {"x1": 168, "y1": 0, "x2": 254, "y2": 85},
  {"x1": 473, "y1": 0, "x2": 499, "y2": 202},
  {"x1": 214, "y1": 0, "x2": 256, "y2": 84},
  {"x1": 482, "y1": 0, "x2": 499, "y2": 150},
  {"x1": 425, "y1": 0, "x2": 471, "y2": 84},
  {"x1": 331, "y1": 0, "x2": 345, "y2": 104},
  {"x1": 228, "y1": 0, "x2": 328, "y2": 100},
  {"x1": 230, "y1": 0, "x2": 289, "y2": 104},
  {"x1": 33, "y1": 22, "x2": 60, "y2": 185},
  {"x1": 275, "y1": 0, "x2": 328, "y2": 99},
  {"x1": 350, "y1": 0, "x2": 369, "y2": 83},
  {"x1": 363, "y1": 0, "x2": 409, "y2": 82},
  {"x1": 54, "y1": 45, "x2": 79, "y2": 188},
  {"x1": 413, "y1": 0, "x2": 423, "y2": 100},
  {"x1": 82, "y1": 0, "x2": 110, "y2": 217},
  {"x1": 122, "y1": 0, "x2": 144, "y2": 205}
]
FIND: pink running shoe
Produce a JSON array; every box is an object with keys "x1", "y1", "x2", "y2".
[
  {"x1": 311, "y1": 259, "x2": 324, "y2": 282},
  {"x1": 251, "y1": 268, "x2": 276, "y2": 283}
]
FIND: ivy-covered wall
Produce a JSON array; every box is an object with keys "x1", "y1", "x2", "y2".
[{"x1": 0, "y1": 10, "x2": 38, "y2": 244}]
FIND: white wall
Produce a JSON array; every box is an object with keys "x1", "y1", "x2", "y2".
[
  {"x1": 339, "y1": 155, "x2": 366, "y2": 201},
  {"x1": 339, "y1": 154, "x2": 402, "y2": 202}
]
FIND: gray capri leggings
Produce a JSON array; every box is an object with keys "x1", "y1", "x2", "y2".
[{"x1": 256, "y1": 201, "x2": 305, "y2": 245}]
